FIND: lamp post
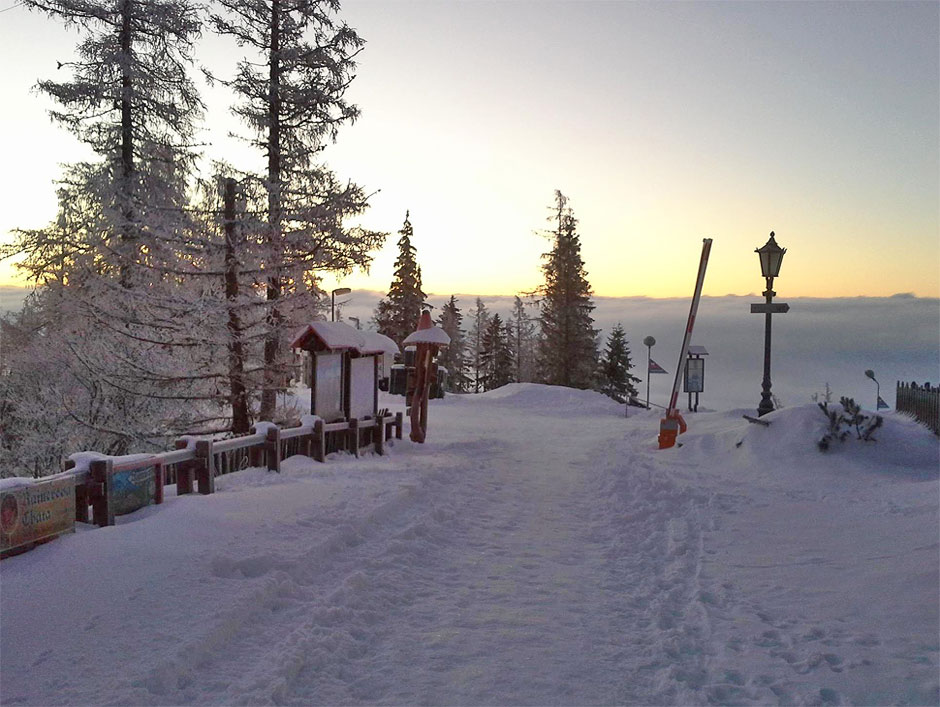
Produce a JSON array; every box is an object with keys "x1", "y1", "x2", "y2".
[
  {"x1": 751, "y1": 232, "x2": 789, "y2": 417},
  {"x1": 331, "y1": 287, "x2": 351, "y2": 322},
  {"x1": 643, "y1": 336, "x2": 656, "y2": 409},
  {"x1": 865, "y1": 369, "x2": 879, "y2": 410}
]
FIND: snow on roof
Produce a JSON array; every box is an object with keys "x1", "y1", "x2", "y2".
[
  {"x1": 403, "y1": 325, "x2": 451, "y2": 346},
  {"x1": 292, "y1": 322, "x2": 401, "y2": 356},
  {"x1": 358, "y1": 331, "x2": 400, "y2": 356},
  {"x1": 688, "y1": 345, "x2": 709, "y2": 356},
  {"x1": 291, "y1": 321, "x2": 366, "y2": 352}
]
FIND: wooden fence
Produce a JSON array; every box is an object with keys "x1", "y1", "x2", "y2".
[
  {"x1": 1, "y1": 413, "x2": 403, "y2": 558},
  {"x1": 896, "y1": 381, "x2": 939, "y2": 436}
]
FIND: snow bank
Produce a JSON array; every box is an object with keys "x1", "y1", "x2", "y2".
[
  {"x1": 674, "y1": 405, "x2": 939, "y2": 480},
  {"x1": 468, "y1": 382, "x2": 623, "y2": 416}
]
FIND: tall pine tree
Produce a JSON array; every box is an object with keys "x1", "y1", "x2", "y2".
[
  {"x1": 510, "y1": 294, "x2": 539, "y2": 383},
  {"x1": 536, "y1": 190, "x2": 598, "y2": 389},
  {"x1": 597, "y1": 324, "x2": 640, "y2": 403},
  {"x1": 374, "y1": 211, "x2": 427, "y2": 347},
  {"x1": 212, "y1": 0, "x2": 385, "y2": 419},
  {"x1": 467, "y1": 297, "x2": 490, "y2": 393},
  {"x1": 480, "y1": 314, "x2": 514, "y2": 391},
  {"x1": 436, "y1": 295, "x2": 470, "y2": 392}
]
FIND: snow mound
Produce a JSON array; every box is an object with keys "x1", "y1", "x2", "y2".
[
  {"x1": 470, "y1": 383, "x2": 622, "y2": 416},
  {"x1": 681, "y1": 404, "x2": 939, "y2": 479}
]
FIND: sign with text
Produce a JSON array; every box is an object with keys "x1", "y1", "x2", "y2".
[{"x1": 1, "y1": 477, "x2": 76, "y2": 558}]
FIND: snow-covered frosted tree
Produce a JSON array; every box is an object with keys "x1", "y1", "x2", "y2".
[
  {"x1": 19, "y1": 0, "x2": 204, "y2": 283},
  {"x1": 510, "y1": 295, "x2": 539, "y2": 383},
  {"x1": 436, "y1": 295, "x2": 470, "y2": 393},
  {"x1": 0, "y1": 0, "x2": 217, "y2": 467},
  {"x1": 467, "y1": 298, "x2": 490, "y2": 393},
  {"x1": 211, "y1": 0, "x2": 385, "y2": 419},
  {"x1": 536, "y1": 190, "x2": 598, "y2": 389},
  {"x1": 480, "y1": 314, "x2": 514, "y2": 391},
  {"x1": 597, "y1": 324, "x2": 640, "y2": 404},
  {"x1": 374, "y1": 212, "x2": 426, "y2": 347}
]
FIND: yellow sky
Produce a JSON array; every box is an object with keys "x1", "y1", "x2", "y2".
[{"x1": 1, "y1": 1, "x2": 937, "y2": 299}]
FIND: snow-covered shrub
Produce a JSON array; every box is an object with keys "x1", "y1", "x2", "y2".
[{"x1": 817, "y1": 397, "x2": 883, "y2": 452}]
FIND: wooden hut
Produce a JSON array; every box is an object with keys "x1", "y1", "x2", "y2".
[{"x1": 291, "y1": 322, "x2": 399, "y2": 422}]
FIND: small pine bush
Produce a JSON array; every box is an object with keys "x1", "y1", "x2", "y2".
[{"x1": 817, "y1": 398, "x2": 883, "y2": 451}]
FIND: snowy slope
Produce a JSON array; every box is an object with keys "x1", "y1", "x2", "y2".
[{"x1": 1, "y1": 386, "x2": 937, "y2": 706}]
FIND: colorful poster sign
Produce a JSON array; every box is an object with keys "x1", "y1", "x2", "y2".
[
  {"x1": 111, "y1": 465, "x2": 156, "y2": 516},
  {"x1": 1, "y1": 477, "x2": 76, "y2": 557}
]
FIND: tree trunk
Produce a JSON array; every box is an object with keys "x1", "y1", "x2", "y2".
[
  {"x1": 223, "y1": 178, "x2": 250, "y2": 434},
  {"x1": 119, "y1": 0, "x2": 135, "y2": 287},
  {"x1": 260, "y1": 0, "x2": 282, "y2": 421}
]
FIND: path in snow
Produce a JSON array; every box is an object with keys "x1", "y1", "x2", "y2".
[
  {"x1": 131, "y1": 396, "x2": 712, "y2": 706},
  {"x1": 2, "y1": 387, "x2": 936, "y2": 706}
]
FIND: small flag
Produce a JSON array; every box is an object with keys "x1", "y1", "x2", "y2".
[
  {"x1": 648, "y1": 358, "x2": 668, "y2": 374},
  {"x1": 877, "y1": 396, "x2": 889, "y2": 410}
]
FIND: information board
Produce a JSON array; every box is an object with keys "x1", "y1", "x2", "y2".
[
  {"x1": 314, "y1": 353, "x2": 344, "y2": 421},
  {"x1": 1, "y1": 477, "x2": 76, "y2": 557},
  {"x1": 683, "y1": 358, "x2": 705, "y2": 393},
  {"x1": 349, "y1": 357, "x2": 375, "y2": 419}
]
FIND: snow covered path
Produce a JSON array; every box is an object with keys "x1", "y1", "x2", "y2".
[{"x1": 1, "y1": 385, "x2": 937, "y2": 706}]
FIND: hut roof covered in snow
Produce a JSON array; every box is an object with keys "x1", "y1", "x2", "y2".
[{"x1": 291, "y1": 322, "x2": 400, "y2": 356}]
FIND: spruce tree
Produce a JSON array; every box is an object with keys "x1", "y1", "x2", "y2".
[
  {"x1": 511, "y1": 295, "x2": 539, "y2": 383},
  {"x1": 2, "y1": 0, "x2": 213, "y2": 462},
  {"x1": 374, "y1": 211, "x2": 427, "y2": 347},
  {"x1": 436, "y1": 295, "x2": 470, "y2": 392},
  {"x1": 480, "y1": 314, "x2": 514, "y2": 391},
  {"x1": 598, "y1": 324, "x2": 640, "y2": 403},
  {"x1": 536, "y1": 191, "x2": 598, "y2": 389},
  {"x1": 467, "y1": 298, "x2": 490, "y2": 393},
  {"x1": 212, "y1": 0, "x2": 386, "y2": 419}
]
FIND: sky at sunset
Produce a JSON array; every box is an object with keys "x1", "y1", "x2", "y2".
[{"x1": 0, "y1": 0, "x2": 937, "y2": 299}]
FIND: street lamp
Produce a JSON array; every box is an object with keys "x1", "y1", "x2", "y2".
[
  {"x1": 643, "y1": 336, "x2": 656, "y2": 409},
  {"x1": 751, "y1": 232, "x2": 789, "y2": 416},
  {"x1": 865, "y1": 369, "x2": 879, "y2": 410},
  {"x1": 331, "y1": 287, "x2": 351, "y2": 322}
]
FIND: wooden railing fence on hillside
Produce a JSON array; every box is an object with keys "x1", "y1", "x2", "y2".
[
  {"x1": 1, "y1": 413, "x2": 403, "y2": 558},
  {"x1": 896, "y1": 381, "x2": 939, "y2": 436}
]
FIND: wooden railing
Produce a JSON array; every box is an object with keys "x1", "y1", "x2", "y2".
[
  {"x1": 896, "y1": 381, "x2": 939, "y2": 436},
  {"x1": 1, "y1": 413, "x2": 403, "y2": 558}
]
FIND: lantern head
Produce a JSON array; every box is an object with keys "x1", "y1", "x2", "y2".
[{"x1": 755, "y1": 231, "x2": 786, "y2": 279}]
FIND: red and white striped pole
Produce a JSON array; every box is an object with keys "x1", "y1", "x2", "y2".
[{"x1": 659, "y1": 238, "x2": 713, "y2": 449}]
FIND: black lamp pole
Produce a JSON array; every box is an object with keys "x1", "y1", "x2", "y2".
[
  {"x1": 643, "y1": 335, "x2": 656, "y2": 410},
  {"x1": 752, "y1": 232, "x2": 788, "y2": 417},
  {"x1": 758, "y1": 275, "x2": 776, "y2": 417}
]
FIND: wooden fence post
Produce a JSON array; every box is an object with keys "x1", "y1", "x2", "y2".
[
  {"x1": 154, "y1": 461, "x2": 165, "y2": 505},
  {"x1": 266, "y1": 426, "x2": 281, "y2": 473},
  {"x1": 89, "y1": 459, "x2": 114, "y2": 527},
  {"x1": 375, "y1": 417, "x2": 385, "y2": 455},
  {"x1": 313, "y1": 419, "x2": 325, "y2": 462},
  {"x1": 194, "y1": 440, "x2": 215, "y2": 494},
  {"x1": 249, "y1": 438, "x2": 264, "y2": 468},
  {"x1": 349, "y1": 418, "x2": 360, "y2": 458},
  {"x1": 63, "y1": 459, "x2": 89, "y2": 523},
  {"x1": 395, "y1": 412, "x2": 403, "y2": 440},
  {"x1": 174, "y1": 439, "x2": 195, "y2": 495}
]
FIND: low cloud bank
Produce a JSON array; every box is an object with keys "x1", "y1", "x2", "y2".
[
  {"x1": 5, "y1": 286, "x2": 936, "y2": 413},
  {"x1": 344, "y1": 292, "x2": 939, "y2": 412}
]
